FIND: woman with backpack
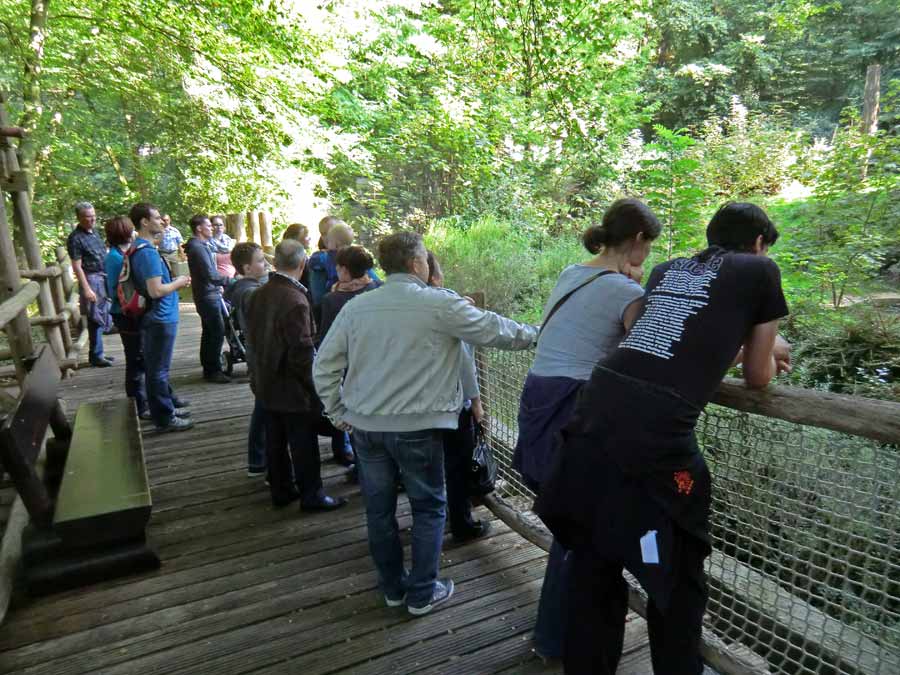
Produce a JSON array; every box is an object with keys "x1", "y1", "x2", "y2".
[
  {"x1": 512, "y1": 198, "x2": 661, "y2": 662},
  {"x1": 104, "y1": 216, "x2": 149, "y2": 418}
]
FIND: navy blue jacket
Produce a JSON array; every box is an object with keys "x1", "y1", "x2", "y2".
[{"x1": 185, "y1": 237, "x2": 227, "y2": 303}]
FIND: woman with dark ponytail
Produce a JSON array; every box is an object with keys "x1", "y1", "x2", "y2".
[{"x1": 514, "y1": 198, "x2": 661, "y2": 661}]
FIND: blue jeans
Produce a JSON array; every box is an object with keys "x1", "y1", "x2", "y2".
[
  {"x1": 143, "y1": 320, "x2": 178, "y2": 426},
  {"x1": 248, "y1": 398, "x2": 267, "y2": 472},
  {"x1": 533, "y1": 537, "x2": 571, "y2": 658},
  {"x1": 353, "y1": 429, "x2": 446, "y2": 606}
]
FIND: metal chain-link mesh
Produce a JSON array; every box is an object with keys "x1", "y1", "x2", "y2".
[{"x1": 477, "y1": 348, "x2": 900, "y2": 675}]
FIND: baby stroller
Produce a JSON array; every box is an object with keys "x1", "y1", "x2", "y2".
[{"x1": 220, "y1": 296, "x2": 247, "y2": 376}]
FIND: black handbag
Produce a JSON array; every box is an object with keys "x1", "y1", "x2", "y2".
[{"x1": 467, "y1": 423, "x2": 498, "y2": 497}]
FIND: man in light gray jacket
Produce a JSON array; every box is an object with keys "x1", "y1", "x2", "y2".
[{"x1": 314, "y1": 231, "x2": 537, "y2": 616}]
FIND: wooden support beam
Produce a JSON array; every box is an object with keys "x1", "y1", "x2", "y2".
[
  {"x1": 712, "y1": 377, "x2": 900, "y2": 445},
  {"x1": 0, "y1": 198, "x2": 34, "y2": 381},
  {"x1": 18, "y1": 266, "x2": 60, "y2": 280},
  {"x1": 246, "y1": 210, "x2": 261, "y2": 244},
  {"x1": 50, "y1": 273, "x2": 72, "y2": 353},
  {"x1": 0, "y1": 171, "x2": 28, "y2": 193},
  {"x1": 225, "y1": 213, "x2": 245, "y2": 243},
  {"x1": 0, "y1": 104, "x2": 65, "y2": 362},
  {"x1": 0, "y1": 281, "x2": 39, "y2": 329},
  {"x1": 28, "y1": 311, "x2": 70, "y2": 327},
  {"x1": 258, "y1": 212, "x2": 273, "y2": 248},
  {"x1": 0, "y1": 127, "x2": 25, "y2": 139}
]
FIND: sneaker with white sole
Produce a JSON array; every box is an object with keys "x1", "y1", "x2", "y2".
[
  {"x1": 385, "y1": 592, "x2": 406, "y2": 608},
  {"x1": 407, "y1": 579, "x2": 454, "y2": 616},
  {"x1": 155, "y1": 416, "x2": 194, "y2": 433}
]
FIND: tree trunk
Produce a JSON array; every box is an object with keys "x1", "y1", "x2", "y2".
[
  {"x1": 246, "y1": 210, "x2": 261, "y2": 244},
  {"x1": 225, "y1": 213, "x2": 244, "y2": 242},
  {"x1": 861, "y1": 64, "x2": 881, "y2": 136},
  {"x1": 18, "y1": 0, "x2": 50, "y2": 200}
]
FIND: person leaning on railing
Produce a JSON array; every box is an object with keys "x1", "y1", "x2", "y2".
[
  {"x1": 425, "y1": 250, "x2": 490, "y2": 544},
  {"x1": 313, "y1": 231, "x2": 538, "y2": 617},
  {"x1": 514, "y1": 198, "x2": 663, "y2": 663},
  {"x1": 535, "y1": 202, "x2": 791, "y2": 675}
]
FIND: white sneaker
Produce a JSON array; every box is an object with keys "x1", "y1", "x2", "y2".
[{"x1": 408, "y1": 579, "x2": 454, "y2": 616}]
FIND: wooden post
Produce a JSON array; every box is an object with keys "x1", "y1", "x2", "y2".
[
  {"x1": 0, "y1": 101, "x2": 66, "y2": 361},
  {"x1": 0, "y1": 198, "x2": 34, "y2": 382},
  {"x1": 246, "y1": 210, "x2": 261, "y2": 244},
  {"x1": 225, "y1": 213, "x2": 245, "y2": 243},
  {"x1": 50, "y1": 272, "x2": 72, "y2": 353},
  {"x1": 862, "y1": 64, "x2": 881, "y2": 136},
  {"x1": 258, "y1": 212, "x2": 273, "y2": 248}
]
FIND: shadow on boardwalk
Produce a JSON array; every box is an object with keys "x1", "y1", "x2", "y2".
[{"x1": 0, "y1": 306, "x2": 656, "y2": 674}]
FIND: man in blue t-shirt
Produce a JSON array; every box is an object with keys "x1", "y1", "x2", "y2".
[{"x1": 128, "y1": 203, "x2": 193, "y2": 432}]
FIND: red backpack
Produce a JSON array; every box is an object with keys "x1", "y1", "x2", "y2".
[{"x1": 117, "y1": 242, "x2": 151, "y2": 318}]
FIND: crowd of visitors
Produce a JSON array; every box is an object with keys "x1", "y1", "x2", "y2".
[{"x1": 67, "y1": 196, "x2": 790, "y2": 673}]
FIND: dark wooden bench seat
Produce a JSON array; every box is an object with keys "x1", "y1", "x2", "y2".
[
  {"x1": 53, "y1": 399, "x2": 151, "y2": 546},
  {"x1": 0, "y1": 346, "x2": 158, "y2": 595}
]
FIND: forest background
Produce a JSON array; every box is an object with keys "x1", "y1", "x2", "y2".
[{"x1": 1, "y1": 0, "x2": 898, "y2": 398}]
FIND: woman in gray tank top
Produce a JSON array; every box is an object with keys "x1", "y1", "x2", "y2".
[{"x1": 514, "y1": 198, "x2": 662, "y2": 662}]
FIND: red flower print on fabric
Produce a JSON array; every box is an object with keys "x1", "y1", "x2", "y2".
[{"x1": 674, "y1": 470, "x2": 694, "y2": 496}]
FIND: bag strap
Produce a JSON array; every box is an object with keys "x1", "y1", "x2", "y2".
[{"x1": 539, "y1": 270, "x2": 615, "y2": 335}]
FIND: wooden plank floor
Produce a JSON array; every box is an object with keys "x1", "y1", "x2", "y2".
[{"x1": 0, "y1": 306, "x2": 657, "y2": 674}]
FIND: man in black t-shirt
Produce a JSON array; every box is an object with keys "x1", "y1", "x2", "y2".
[{"x1": 535, "y1": 203, "x2": 791, "y2": 675}]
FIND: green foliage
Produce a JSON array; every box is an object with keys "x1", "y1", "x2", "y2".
[{"x1": 634, "y1": 126, "x2": 706, "y2": 259}]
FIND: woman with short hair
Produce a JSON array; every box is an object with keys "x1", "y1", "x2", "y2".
[{"x1": 103, "y1": 216, "x2": 147, "y2": 417}]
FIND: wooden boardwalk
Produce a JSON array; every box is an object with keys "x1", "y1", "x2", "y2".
[{"x1": 0, "y1": 306, "x2": 657, "y2": 674}]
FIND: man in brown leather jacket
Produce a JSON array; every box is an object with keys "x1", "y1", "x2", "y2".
[{"x1": 244, "y1": 239, "x2": 347, "y2": 511}]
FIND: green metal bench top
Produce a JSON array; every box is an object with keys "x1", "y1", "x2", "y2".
[{"x1": 53, "y1": 399, "x2": 150, "y2": 545}]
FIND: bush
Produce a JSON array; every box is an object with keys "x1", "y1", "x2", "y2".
[{"x1": 425, "y1": 215, "x2": 585, "y2": 322}]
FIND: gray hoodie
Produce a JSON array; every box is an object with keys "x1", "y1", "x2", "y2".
[{"x1": 313, "y1": 274, "x2": 537, "y2": 432}]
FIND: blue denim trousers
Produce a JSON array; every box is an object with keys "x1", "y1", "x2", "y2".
[
  {"x1": 353, "y1": 429, "x2": 446, "y2": 606},
  {"x1": 142, "y1": 320, "x2": 178, "y2": 426}
]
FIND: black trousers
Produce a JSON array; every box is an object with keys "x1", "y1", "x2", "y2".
[
  {"x1": 264, "y1": 410, "x2": 335, "y2": 505},
  {"x1": 112, "y1": 313, "x2": 147, "y2": 414},
  {"x1": 196, "y1": 298, "x2": 226, "y2": 377},
  {"x1": 563, "y1": 529, "x2": 708, "y2": 675},
  {"x1": 443, "y1": 407, "x2": 477, "y2": 535}
]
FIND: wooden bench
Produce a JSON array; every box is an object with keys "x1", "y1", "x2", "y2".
[{"x1": 0, "y1": 346, "x2": 158, "y2": 595}]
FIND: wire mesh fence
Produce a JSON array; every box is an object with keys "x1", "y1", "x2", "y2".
[{"x1": 477, "y1": 347, "x2": 900, "y2": 675}]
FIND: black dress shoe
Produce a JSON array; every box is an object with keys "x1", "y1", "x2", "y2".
[
  {"x1": 272, "y1": 492, "x2": 301, "y2": 508},
  {"x1": 90, "y1": 358, "x2": 112, "y2": 368},
  {"x1": 452, "y1": 519, "x2": 492, "y2": 543},
  {"x1": 204, "y1": 372, "x2": 231, "y2": 384},
  {"x1": 300, "y1": 495, "x2": 348, "y2": 512}
]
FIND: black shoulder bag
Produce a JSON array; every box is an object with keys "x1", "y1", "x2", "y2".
[{"x1": 539, "y1": 269, "x2": 615, "y2": 335}]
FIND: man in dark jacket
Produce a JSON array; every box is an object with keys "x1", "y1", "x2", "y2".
[
  {"x1": 185, "y1": 214, "x2": 230, "y2": 383},
  {"x1": 244, "y1": 239, "x2": 348, "y2": 511}
]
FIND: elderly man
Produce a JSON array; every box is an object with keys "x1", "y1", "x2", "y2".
[
  {"x1": 185, "y1": 214, "x2": 230, "y2": 383},
  {"x1": 67, "y1": 201, "x2": 112, "y2": 367},
  {"x1": 245, "y1": 239, "x2": 348, "y2": 511},
  {"x1": 158, "y1": 214, "x2": 184, "y2": 265},
  {"x1": 314, "y1": 231, "x2": 538, "y2": 616}
]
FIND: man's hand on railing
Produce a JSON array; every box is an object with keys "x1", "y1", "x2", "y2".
[{"x1": 774, "y1": 335, "x2": 792, "y2": 375}]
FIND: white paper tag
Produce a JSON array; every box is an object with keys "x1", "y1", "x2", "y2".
[{"x1": 640, "y1": 530, "x2": 660, "y2": 565}]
